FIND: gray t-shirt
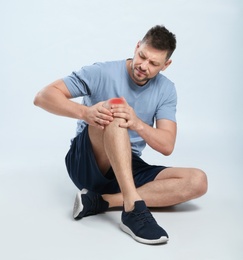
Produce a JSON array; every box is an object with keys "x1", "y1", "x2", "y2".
[{"x1": 63, "y1": 59, "x2": 177, "y2": 156}]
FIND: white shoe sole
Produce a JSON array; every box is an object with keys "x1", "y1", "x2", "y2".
[
  {"x1": 73, "y1": 189, "x2": 88, "y2": 219},
  {"x1": 120, "y1": 222, "x2": 169, "y2": 245}
]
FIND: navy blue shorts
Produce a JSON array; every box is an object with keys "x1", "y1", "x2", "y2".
[{"x1": 65, "y1": 126, "x2": 167, "y2": 195}]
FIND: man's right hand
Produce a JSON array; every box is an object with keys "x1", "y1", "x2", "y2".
[{"x1": 84, "y1": 102, "x2": 114, "y2": 129}]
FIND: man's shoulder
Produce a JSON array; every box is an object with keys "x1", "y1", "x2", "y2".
[
  {"x1": 148, "y1": 73, "x2": 176, "y2": 97},
  {"x1": 154, "y1": 72, "x2": 174, "y2": 86}
]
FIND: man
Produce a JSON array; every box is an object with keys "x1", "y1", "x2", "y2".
[{"x1": 34, "y1": 25, "x2": 207, "y2": 245}]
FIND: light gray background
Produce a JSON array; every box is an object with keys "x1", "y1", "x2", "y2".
[{"x1": 1, "y1": 0, "x2": 242, "y2": 259}]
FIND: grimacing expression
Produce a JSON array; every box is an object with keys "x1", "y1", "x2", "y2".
[{"x1": 130, "y1": 42, "x2": 172, "y2": 85}]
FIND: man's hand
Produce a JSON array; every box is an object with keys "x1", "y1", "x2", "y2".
[
  {"x1": 84, "y1": 101, "x2": 113, "y2": 129},
  {"x1": 110, "y1": 97, "x2": 142, "y2": 131}
]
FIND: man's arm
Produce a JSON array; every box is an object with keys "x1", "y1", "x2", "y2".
[
  {"x1": 33, "y1": 79, "x2": 113, "y2": 129},
  {"x1": 135, "y1": 118, "x2": 177, "y2": 156},
  {"x1": 110, "y1": 98, "x2": 177, "y2": 156}
]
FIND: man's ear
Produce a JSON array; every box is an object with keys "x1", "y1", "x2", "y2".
[
  {"x1": 161, "y1": 59, "x2": 172, "y2": 71},
  {"x1": 134, "y1": 41, "x2": 141, "y2": 52}
]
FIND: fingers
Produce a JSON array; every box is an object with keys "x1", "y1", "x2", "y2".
[
  {"x1": 87, "y1": 103, "x2": 114, "y2": 129},
  {"x1": 95, "y1": 116, "x2": 112, "y2": 126},
  {"x1": 110, "y1": 103, "x2": 139, "y2": 130},
  {"x1": 99, "y1": 103, "x2": 113, "y2": 116},
  {"x1": 100, "y1": 100, "x2": 127, "y2": 121},
  {"x1": 90, "y1": 99, "x2": 131, "y2": 129},
  {"x1": 110, "y1": 106, "x2": 129, "y2": 119},
  {"x1": 118, "y1": 121, "x2": 129, "y2": 128},
  {"x1": 94, "y1": 109, "x2": 113, "y2": 126}
]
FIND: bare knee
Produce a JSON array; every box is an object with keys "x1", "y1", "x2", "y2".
[
  {"x1": 191, "y1": 168, "x2": 208, "y2": 198},
  {"x1": 105, "y1": 117, "x2": 126, "y2": 129},
  {"x1": 104, "y1": 117, "x2": 128, "y2": 137}
]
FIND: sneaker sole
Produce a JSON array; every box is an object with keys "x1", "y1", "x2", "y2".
[
  {"x1": 120, "y1": 222, "x2": 169, "y2": 245},
  {"x1": 73, "y1": 189, "x2": 88, "y2": 219}
]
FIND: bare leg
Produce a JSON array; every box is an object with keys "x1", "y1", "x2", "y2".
[
  {"x1": 85, "y1": 118, "x2": 197, "y2": 244},
  {"x1": 88, "y1": 118, "x2": 141, "y2": 211},
  {"x1": 103, "y1": 167, "x2": 208, "y2": 208}
]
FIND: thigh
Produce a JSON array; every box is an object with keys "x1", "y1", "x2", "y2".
[
  {"x1": 154, "y1": 167, "x2": 208, "y2": 198},
  {"x1": 154, "y1": 167, "x2": 207, "y2": 184}
]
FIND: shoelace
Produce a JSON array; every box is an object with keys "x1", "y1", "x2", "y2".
[{"x1": 133, "y1": 209, "x2": 155, "y2": 224}]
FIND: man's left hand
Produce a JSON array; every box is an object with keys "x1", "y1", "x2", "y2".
[{"x1": 110, "y1": 97, "x2": 142, "y2": 131}]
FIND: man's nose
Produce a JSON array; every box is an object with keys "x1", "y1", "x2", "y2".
[{"x1": 140, "y1": 60, "x2": 149, "y2": 70}]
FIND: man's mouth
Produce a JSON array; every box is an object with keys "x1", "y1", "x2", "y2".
[{"x1": 135, "y1": 67, "x2": 147, "y2": 76}]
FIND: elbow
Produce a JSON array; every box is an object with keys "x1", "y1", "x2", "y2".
[
  {"x1": 161, "y1": 144, "x2": 174, "y2": 156},
  {"x1": 33, "y1": 92, "x2": 43, "y2": 107},
  {"x1": 33, "y1": 95, "x2": 38, "y2": 106},
  {"x1": 163, "y1": 149, "x2": 173, "y2": 156}
]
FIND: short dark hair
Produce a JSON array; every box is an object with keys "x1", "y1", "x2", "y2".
[{"x1": 141, "y1": 25, "x2": 176, "y2": 60}]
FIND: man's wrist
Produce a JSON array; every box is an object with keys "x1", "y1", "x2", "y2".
[
  {"x1": 135, "y1": 118, "x2": 144, "y2": 133},
  {"x1": 78, "y1": 104, "x2": 87, "y2": 120}
]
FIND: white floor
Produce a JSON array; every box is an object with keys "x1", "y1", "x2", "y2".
[
  {"x1": 1, "y1": 0, "x2": 242, "y2": 259},
  {"x1": 0, "y1": 130, "x2": 242, "y2": 260}
]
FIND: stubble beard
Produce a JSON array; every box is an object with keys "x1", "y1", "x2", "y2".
[{"x1": 131, "y1": 65, "x2": 149, "y2": 85}]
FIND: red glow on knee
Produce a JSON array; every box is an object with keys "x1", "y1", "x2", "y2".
[{"x1": 109, "y1": 98, "x2": 124, "y2": 104}]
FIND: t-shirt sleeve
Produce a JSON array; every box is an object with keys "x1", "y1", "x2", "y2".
[
  {"x1": 155, "y1": 83, "x2": 177, "y2": 122},
  {"x1": 62, "y1": 64, "x2": 101, "y2": 98}
]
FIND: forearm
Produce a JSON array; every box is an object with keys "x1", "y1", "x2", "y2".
[
  {"x1": 136, "y1": 119, "x2": 176, "y2": 156},
  {"x1": 34, "y1": 80, "x2": 87, "y2": 120}
]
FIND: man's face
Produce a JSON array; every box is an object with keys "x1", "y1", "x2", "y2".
[{"x1": 129, "y1": 42, "x2": 172, "y2": 85}]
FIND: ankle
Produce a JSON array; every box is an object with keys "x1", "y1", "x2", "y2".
[
  {"x1": 124, "y1": 202, "x2": 135, "y2": 212},
  {"x1": 102, "y1": 194, "x2": 123, "y2": 208},
  {"x1": 124, "y1": 198, "x2": 142, "y2": 212}
]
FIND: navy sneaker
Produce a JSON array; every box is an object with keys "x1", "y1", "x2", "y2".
[
  {"x1": 120, "y1": 200, "x2": 169, "y2": 244},
  {"x1": 73, "y1": 189, "x2": 109, "y2": 219}
]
